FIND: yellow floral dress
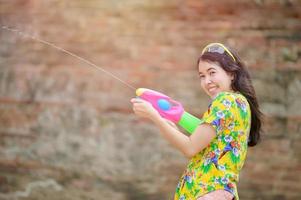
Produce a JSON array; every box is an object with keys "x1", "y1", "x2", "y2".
[{"x1": 174, "y1": 92, "x2": 251, "y2": 200}]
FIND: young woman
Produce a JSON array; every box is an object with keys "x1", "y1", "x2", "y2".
[{"x1": 131, "y1": 43, "x2": 262, "y2": 200}]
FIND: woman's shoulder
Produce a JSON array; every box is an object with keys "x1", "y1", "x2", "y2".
[
  {"x1": 214, "y1": 91, "x2": 247, "y2": 101},
  {"x1": 212, "y1": 91, "x2": 236, "y2": 104},
  {"x1": 211, "y1": 91, "x2": 249, "y2": 109}
]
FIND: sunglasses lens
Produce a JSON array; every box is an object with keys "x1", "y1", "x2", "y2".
[
  {"x1": 203, "y1": 43, "x2": 236, "y2": 62},
  {"x1": 208, "y1": 45, "x2": 225, "y2": 54}
]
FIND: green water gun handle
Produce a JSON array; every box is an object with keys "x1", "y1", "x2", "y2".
[{"x1": 178, "y1": 112, "x2": 202, "y2": 134}]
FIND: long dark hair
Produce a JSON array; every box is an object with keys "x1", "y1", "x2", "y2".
[{"x1": 198, "y1": 45, "x2": 262, "y2": 147}]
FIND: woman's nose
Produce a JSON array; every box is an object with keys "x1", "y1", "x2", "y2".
[{"x1": 205, "y1": 76, "x2": 212, "y2": 84}]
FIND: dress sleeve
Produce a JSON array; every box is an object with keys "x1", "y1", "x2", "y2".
[{"x1": 200, "y1": 92, "x2": 234, "y2": 134}]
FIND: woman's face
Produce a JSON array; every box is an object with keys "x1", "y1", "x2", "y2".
[{"x1": 198, "y1": 60, "x2": 234, "y2": 99}]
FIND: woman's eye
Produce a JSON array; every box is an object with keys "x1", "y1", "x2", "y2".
[
  {"x1": 209, "y1": 71, "x2": 216, "y2": 75},
  {"x1": 199, "y1": 75, "x2": 205, "y2": 79}
]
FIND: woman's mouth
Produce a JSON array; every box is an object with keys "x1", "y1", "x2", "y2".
[{"x1": 208, "y1": 87, "x2": 217, "y2": 92}]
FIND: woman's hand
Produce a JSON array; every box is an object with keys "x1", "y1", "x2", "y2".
[{"x1": 130, "y1": 98, "x2": 161, "y2": 121}]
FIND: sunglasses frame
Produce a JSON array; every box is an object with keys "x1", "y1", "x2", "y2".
[{"x1": 201, "y1": 43, "x2": 236, "y2": 62}]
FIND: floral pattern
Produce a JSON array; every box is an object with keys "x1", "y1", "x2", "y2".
[{"x1": 174, "y1": 92, "x2": 251, "y2": 200}]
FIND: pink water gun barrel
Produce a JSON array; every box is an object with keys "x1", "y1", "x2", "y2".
[
  {"x1": 136, "y1": 88, "x2": 184, "y2": 123},
  {"x1": 136, "y1": 88, "x2": 202, "y2": 134}
]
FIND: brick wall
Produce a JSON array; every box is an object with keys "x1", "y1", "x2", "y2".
[{"x1": 0, "y1": 0, "x2": 301, "y2": 199}]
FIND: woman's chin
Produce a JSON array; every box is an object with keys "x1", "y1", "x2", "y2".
[{"x1": 208, "y1": 88, "x2": 219, "y2": 99}]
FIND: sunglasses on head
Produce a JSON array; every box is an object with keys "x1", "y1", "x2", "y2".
[{"x1": 201, "y1": 43, "x2": 236, "y2": 62}]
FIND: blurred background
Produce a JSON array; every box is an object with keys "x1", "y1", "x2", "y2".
[{"x1": 0, "y1": 0, "x2": 301, "y2": 199}]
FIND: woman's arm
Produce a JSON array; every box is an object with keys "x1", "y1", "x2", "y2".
[
  {"x1": 152, "y1": 117, "x2": 216, "y2": 158},
  {"x1": 131, "y1": 98, "x2": 216, "y2": 158}
]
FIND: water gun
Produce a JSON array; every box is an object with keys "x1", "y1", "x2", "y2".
[{"x1": 136, "y1": 88, "x2": 202, "y2": 134}]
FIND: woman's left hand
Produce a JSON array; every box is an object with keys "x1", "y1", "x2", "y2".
[{"x1": 130, "y1": 98, "x2": 161, "y2": 121}]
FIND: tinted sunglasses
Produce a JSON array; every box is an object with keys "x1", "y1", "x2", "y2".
[{"x1": 201, "y1": 43, "x2": 236, "y2": 62}]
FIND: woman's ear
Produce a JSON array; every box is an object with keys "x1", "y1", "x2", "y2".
[{"x1": 230, "y1": 73, "x2": 236, "y2": 82}]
